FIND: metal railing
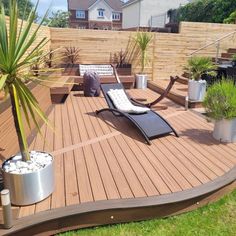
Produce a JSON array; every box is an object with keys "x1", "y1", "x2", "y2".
[{"x1": 189, "y1": 30, "x2": 236, "y2": 63}]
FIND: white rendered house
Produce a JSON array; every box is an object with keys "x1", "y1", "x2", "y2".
[{"x1": 122, "y1": 0, "x2": 191, "y2": 29}]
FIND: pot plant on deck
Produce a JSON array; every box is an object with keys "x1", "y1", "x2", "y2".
[
  {"x1": 186, "y1": 56, "x2": 217, "y2": 101},
  {"x1": 232, "y1": 54, "x2": 236, "y2": 67},
  {"x1": 0, "y1": 1, "x2": 54, "y2": 205},
  {"x1": 134, "y1": 32, "x2": 152, "y2": 89},
  {"x1": 203, "y1": 79, "x2": 236, "y2": 143}
]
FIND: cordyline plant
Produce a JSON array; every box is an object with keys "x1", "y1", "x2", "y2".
[
  {"x1": 134, "y1": 32, "x2": 152, "y2": 74},
  {"x1": 0, "y1": 0, "x2": 51, "y2": 162}
]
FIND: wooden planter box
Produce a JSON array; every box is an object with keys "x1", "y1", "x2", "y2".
[
  {"x1": 61, "y1": 64, "x2": 80, "y2": 76},
  {"x1": 116, "y1": 64, "x2": 132, "y2": 76}
]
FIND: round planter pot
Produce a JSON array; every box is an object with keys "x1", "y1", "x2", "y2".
[
  {"x1": 135, "y1": 74, "x2": 148, "y2": 89},
  {"x1": 188, "y1": 79, "x2": 206, "y2": 101},
  {"x1": 213, "y1": 118, "x2": 236, "y2": 143},
  {"x1": 1, "y1": 152, "x2": 55, "y2": 206}
]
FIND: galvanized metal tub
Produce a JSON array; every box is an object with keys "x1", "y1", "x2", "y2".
[
  {"x1": 1, "y1": 152, "x2": 54, "y2": 206},
  {"x1": 136, "y1": 74, "x2": 148, "y2": 89}
]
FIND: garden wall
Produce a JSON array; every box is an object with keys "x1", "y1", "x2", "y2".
[{"x1": 50, "y1": 22, "x2": 236, "y2": 80}]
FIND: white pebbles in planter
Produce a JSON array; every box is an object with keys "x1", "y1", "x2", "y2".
[{"x1": 3, "y1": 151, "x2": 53, "y2": 175}]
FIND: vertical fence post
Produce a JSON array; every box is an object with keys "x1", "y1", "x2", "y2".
[
  {"x1": 215, "y1": 41, "x2": 220, "y2": 64},
  {"x1": 1, "y1": 189, "x2": 13, "y2": 229}
]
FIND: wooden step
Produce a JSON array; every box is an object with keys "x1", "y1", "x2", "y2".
[
  {"x1": 148, "y1": 80, "x2": 203, "y2": 108},
  {"x1": 221, "y1": 53, "x2": 234, "y2": 59},
  {"x1": 228, "y1": 48, "x2": 236, "y2": 54},
  {"x1": 176, "y1": 75, "x2": 188, "y2": 85}
]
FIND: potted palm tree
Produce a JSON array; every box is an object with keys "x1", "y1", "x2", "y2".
[
  {"x1": 0, "y1": 1, "x2": 54, "y2": 205},
  {"x1": 186, "y1": 56, "x2": 217, "y2": 101},
  {"x1": 203, "y1": 79, "x2": 236, "y2": 142},
  {"x1": 231, "y1": 54, "x2": 236, "y2": 67},
  {"x1": 134, "y1": 32, "x2": 152, "y2": 89}
]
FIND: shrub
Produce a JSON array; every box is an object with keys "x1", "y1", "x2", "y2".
[
  {"x1": 186, "y1": 56, "x2": 217, "y2": 81},
  {"x1": 203, "y1": 80, "x2": 236, "y2": 120}
]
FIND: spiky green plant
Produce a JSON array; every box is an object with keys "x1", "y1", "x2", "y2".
[
  {"x1": 134, "y1": 32, "x2": 152, "y2": 74},
  {"x1": 186, "y1": 56, "x2": 217, "y2": 81},
  {"x1": 203, "y1": 79, "x2": 236, "y2": 120},
  {"x1": 0, "y1": 0, "x2": 50, "y2": 161}
]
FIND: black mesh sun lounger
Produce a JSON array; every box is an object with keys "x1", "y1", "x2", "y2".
[{"x1": 96, "y1": 83, "x2": 178, "y2": 145}]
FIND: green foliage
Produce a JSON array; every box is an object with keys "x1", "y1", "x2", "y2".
[
  {"x1": 59, "y1": 189, "x2": 236, "y2": 236},
  {"x1": 1, "y1": 0, "x2": 36, "y2": 20},
  {"x1": 0, "y1": 0, "x2": 50, "y2": 161},
  {"x1": 45, "y1": 10, "x2": 70, "y2": 28},
  {"x1": 177, "y1": 0, "x2": 236, "y2": 23},
  {"x1": 232, "y1": 54, "x2": 236, "y2": 61},
  {"x1": 186, "y1": 56, "x2": 217, "y2": 81},
  {"x1": 203, "y1": 80, "x2": 236, "y2": 120},
  {"x1": 224, "y1": 10, "x2": 236, "y2": 24},
  {"x1": 134, "y1": 32, "x2": 152, "y2": 73}
]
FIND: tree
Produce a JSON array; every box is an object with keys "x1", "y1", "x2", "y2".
[
  {"x1": 45, "y1": 10, "x2": 70, "y2": 28},
  {"x1": 224, "y1": 10, "x2": 236, "y2": 24},
  {"x1": 1, "y1": 0, "x2": 36, "y2": 20},
  {"x1": 177, "y1": 0, "x2": 236, "y2": 23}
]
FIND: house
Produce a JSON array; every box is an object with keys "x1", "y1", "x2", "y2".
[
  {"x1": 122, "y1": 0, "x2": 191, "y2": 30},
  {"x1": 68, "y1": 0, "x2": 123, "y2": 30}
]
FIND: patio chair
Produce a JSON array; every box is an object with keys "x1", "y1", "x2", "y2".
[
  {"x1": 96, "y1": 83, "x2": 178, "y2": 145},
  {"x1": 112, "y1": 64, "x2": 178, "y2": 108}
]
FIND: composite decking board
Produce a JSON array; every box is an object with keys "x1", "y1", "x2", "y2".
[
  {"x1": 51, "y1": 105, "x2": 66, "y2": 209},
  {"x1": 81, "y1": 96, "x2": 122, "y2": 200},
  {"x1": 97, "y1": 94, "x2": 186, "y2": 194},
  {"x1": 85, "y1": 97, "x2": 134, "y2": 199},
  {"x1": 96, "y1": 95, "x2": 175, "y2": 195},
  {"x1": 35, "y1": 122, "x2": 52, "y2": 213},
  {"x1": 96, "y1": 97, "x2": 149, "y2": 198},
  {"x1": 185, "y1": 112, "x2": 236, "y2": 163},
  {"x1": 164, "y1": 136, "x2": 215, "y2": 181},
  {"x1": 166, "y1": 134, "x2": 224, "y2": 178},
  {"x1": 170, "y1": 114, "x2": 230, "y2": 174},
  {"x1": 96, "y1": 96, "x2": 184, "y2": 194},
  {"x1": 61, "y1": 102, "x2": 80, "y2": 206},
  {"x1": 66, "y1": 95, "x2": 94, "y2": 203},
  {"x1": 73, "y1": 95, "x2": 108, "y2": 202},
  {"x1": 96, "y1": 95, "x2": 169, "y2": 196},
  {"x1": 176, "y1": 112, "x2": 236, "y2": 167},
  {"x1": 11, "y1": 87, "x2": 236, "y2": 225}
]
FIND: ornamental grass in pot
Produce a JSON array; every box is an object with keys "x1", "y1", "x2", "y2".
[
  {"x1": 134, "y1": 32, "x2": 152, "y2": 89},
  {"x1": 203, "y1": 79, "x2": 236, "y2": 143},
  {"x1": 0, "y1": 0, "x2": 54, "y2": 205},
  {"x1": 186, "y1": 56, "x2": 217, "y2": 101}
]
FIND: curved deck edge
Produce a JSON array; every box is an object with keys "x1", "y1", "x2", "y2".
[{"x1": 2, "y1": 166, "x2": 236, "y2": 236}]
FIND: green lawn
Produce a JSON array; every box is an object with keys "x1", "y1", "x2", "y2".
[{"x1": 60, "y1": 188, "x2": 236, "y2": 236}]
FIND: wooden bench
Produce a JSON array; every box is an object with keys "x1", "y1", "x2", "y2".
[
  {"x1": 50, "y1": 76, "x2": 74, "y2": 104},
  {"x1": 73, "y1": 64, "x2": 135, "y2": 89}
]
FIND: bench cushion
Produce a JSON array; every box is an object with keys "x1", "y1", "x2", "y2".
[{"x1": 79, "y1": 64, "x2": 113, "y2": 76}]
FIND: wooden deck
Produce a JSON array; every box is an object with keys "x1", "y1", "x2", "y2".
[{"x1": 1, "y1": 88, "x2": 236, "y2": 235}]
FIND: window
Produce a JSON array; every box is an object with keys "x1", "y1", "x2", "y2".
[
  {"x1": 98, "y1": 8, "x2": 105, "y2": 18},
  {"x1": 76, "y1": 10, "x2": 85, "y2": 19},
  {"x1": 112, "y1": 12, "x2": 120, "y2": 21}
]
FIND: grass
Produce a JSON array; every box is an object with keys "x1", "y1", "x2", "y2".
[{"x1": 59, "y1": 188, "x2": 236, "y2": 236}]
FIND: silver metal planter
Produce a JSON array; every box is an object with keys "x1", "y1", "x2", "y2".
[
  {"x1": 213, "y1": 118, "x2": 236, "y2": 143},
  {"x1": 1, "y1": 152, "x2": 55, "y2": 206},
  {"x1": 136, "y1": 74, "x2": 148, "y2": 89}
]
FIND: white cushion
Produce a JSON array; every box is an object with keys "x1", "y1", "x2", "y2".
[
  {"x1": 107, "y1": 89, "x2": 150, "y2": 114},
  {"x1": 80, "y1": 65, "x2": 113, "y2": 76}
]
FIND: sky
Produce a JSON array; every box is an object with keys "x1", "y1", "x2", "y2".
[{"x1": 31, "y1": 0, "x2": 68, "y2": 16}]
